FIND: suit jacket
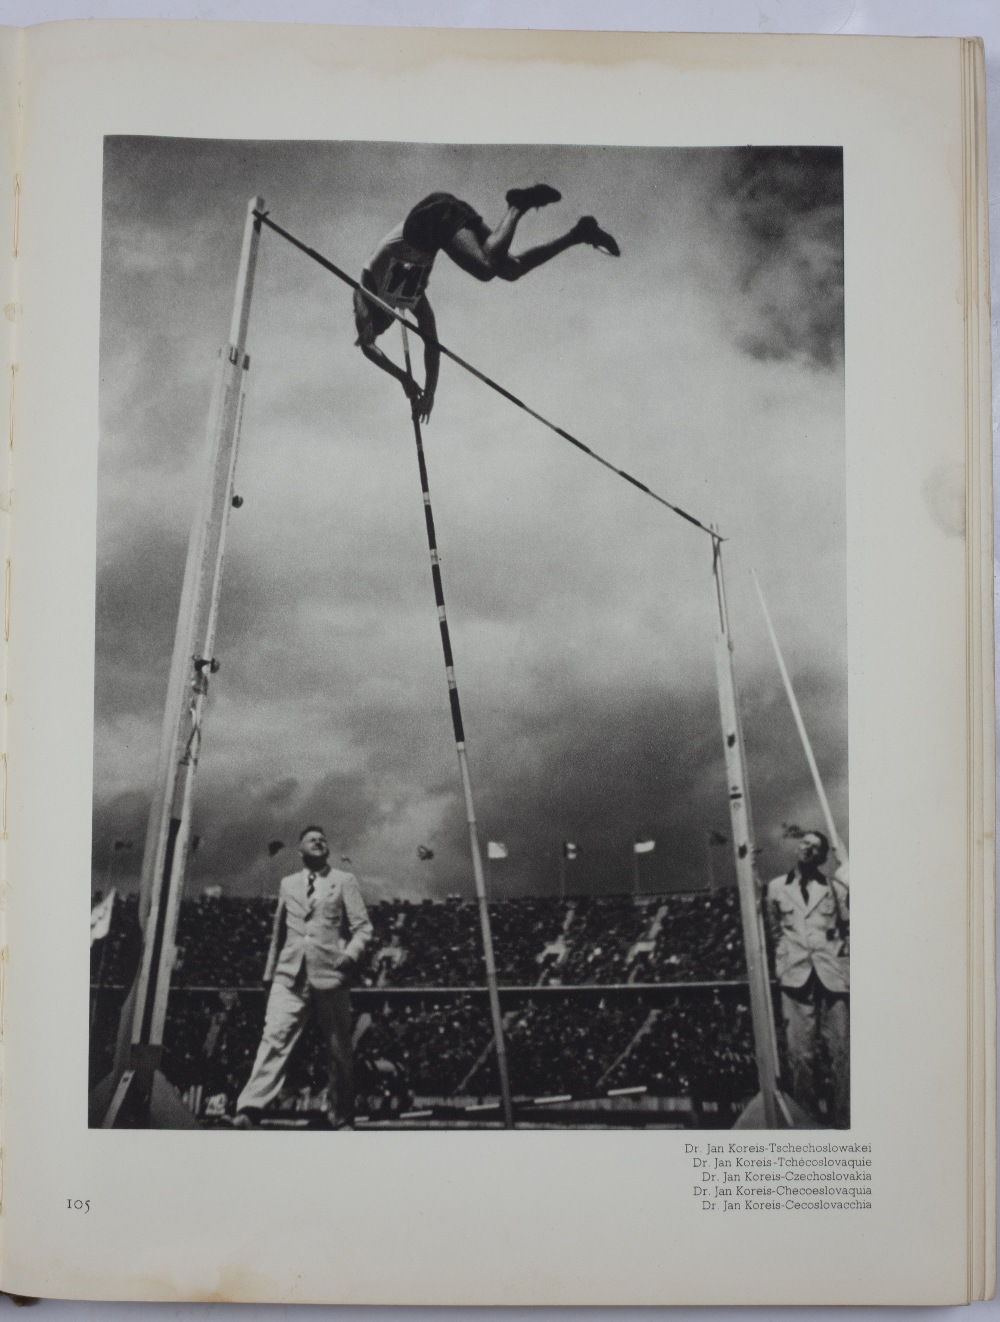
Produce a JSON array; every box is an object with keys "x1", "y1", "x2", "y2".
[
  {"x1": 264, "y1": 866, "x2": 373, "y2": 990},
  {"x1": 766, "y1": 868, "x2": 849, "y2": 994}
]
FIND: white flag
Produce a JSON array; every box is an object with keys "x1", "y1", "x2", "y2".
[
  {"x1": 487, "y1": 841, "x2": 508, "y2": 860},
  {"x1": 633, "y1": 839, "x2": 655, "y2": 855},
  {"x1": 90, "y1": 888, "x2": 116, "y2": 945}
]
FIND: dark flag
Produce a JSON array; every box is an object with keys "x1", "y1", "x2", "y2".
[
  {"x1": 707, "y1": 830, "x2": 728, "y2": 846},
  {"x1": 267, "y1": 840, "x2": 286, "y2": 857},
  {"x1": 417, "y1": 845, "x2": 434, "y2": 861}
]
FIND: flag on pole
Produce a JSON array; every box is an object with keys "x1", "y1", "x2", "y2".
[
  {"x1": 487, "y1": 841, "x2": 508, "y2": 860},
  {"x1": 562, "y1": 841, "x2": 579, "y2": 860},
  {"x1": 416, "y1": 844, "x2": 434, "y2": 861},
  {"x1": 90, "y1": 888, "x2": 116, "y2": 945},
  {"x1": 633, "y1": 838, "x2": 655, "y2": 855},
  {"x1": 707, "y1": 830, "x2": 728, "y2": 846}
]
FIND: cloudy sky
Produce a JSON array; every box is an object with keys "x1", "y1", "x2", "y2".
[{"x1": 94, "y1": 139, "x2": 845, "y2": 900}]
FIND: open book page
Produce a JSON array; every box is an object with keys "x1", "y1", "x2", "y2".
[{"x1": 1, "y1": 20, "x2": 993, "y2": 1305}]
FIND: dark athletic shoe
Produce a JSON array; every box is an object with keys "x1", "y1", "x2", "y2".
[
  {"x1": 506, "y1": 184, "x2": 562, "y2": 211},
  {"x1": 231, "y1": 1111, "x2": 255, "y2": 1130},
  {"x1": 573, "y1": 215, "x2": 620, "y2": 257}
]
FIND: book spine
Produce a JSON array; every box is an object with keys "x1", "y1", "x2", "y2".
[
  {"x1": 0, "y1": 22, "x2": 23, "y2": 1282},
  {"x1": 959, "y1": 35, "x2": 996, "y2": 1306}
]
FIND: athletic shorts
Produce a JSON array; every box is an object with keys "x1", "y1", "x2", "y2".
[{"x1": 402, "y1": 192, "x2": 488, "y2": 255}]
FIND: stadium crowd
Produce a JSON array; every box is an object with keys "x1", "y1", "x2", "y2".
[
  {"x1": 91, "y1": 890, "x2": 746, "y2": 990},
  {"x1": 90, "y1": 888, "x2": 755, "y2": 1119}
]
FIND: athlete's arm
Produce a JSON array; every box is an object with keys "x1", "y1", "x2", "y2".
[
  {"x1": 353, "y1": 286, "x2": 421, "y2": 403},
  {"x1": 414, "y1": 295, "x2": 440, "y2": 423}
]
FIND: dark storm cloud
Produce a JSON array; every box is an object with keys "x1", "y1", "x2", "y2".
[
  {"x1": 714, "y1": 147, "x2": 844, "y2": 370},
  {"x1": 184, "y1": 768, "x2": 390, "y2": 893},
  {"x1": 95, "y1": 523, "x2": 185, "y2": 721},
  {"x1": 94, "y1": 655, "x2": 847, "y2": 901},
  {"x1": 95, "y1": 768, "x2": 394, "y2": 897},
  {"x1": 421, "y1": 661, "x2": 847, "y2": 897}
]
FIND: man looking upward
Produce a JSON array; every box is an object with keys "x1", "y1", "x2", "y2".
[
  {"x1": 234, "y1": 825, "x2": 373, "y2": 1130},
  {"x1": 353, "y1": 185, "x2": 619, "y2": 422},
  {"x1": 766, "y1": 829, "x2": 850, "y2": 1127}
]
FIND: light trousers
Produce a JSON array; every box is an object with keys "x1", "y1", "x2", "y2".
[
  {"x1": 237, "y1": 976, "x2": 355, "y2": 1122},
  {"x1": 780, "y1": 974, "x2": 850, "y2": 1128}
]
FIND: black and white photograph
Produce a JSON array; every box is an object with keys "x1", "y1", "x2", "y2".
[{"x1": 88, "y1": 137, "x2": 848, "y2": 1132}]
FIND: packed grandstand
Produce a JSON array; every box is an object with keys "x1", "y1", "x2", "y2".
[{"x1": 89, "y1": 889, "x2": 791, "y2": 1128}]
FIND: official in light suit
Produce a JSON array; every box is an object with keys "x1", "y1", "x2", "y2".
[
  {"x1": 766, "y1": 829, "x2": 849, "y2": 1127},
  {"x1": 234, "y1": 825, "x2": 373, "y2": 1129}
]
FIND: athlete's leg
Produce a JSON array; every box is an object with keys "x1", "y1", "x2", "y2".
[
  {"x1": 482, "y1": 184, "x2": 563, "y2": 265},
  {"x1": 444, "y1": 205, "x2": 533, "y2": 282},
  {"x1": 445, "y1": 211, "x2": 619, "y2": 283},
  {"x1": 494, "y1": 227, "x2": 588, "y2": 280},
  {"x1": 442, "y1": 183, "x2": 563, "y2": 281}
]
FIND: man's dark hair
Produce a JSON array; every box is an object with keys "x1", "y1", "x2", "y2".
[
  {"x1": 298, "y1": 824, "x2": 327, "y2": 841},
  {"x1": 806, "y1": 829, "x2": 830, "y2": 854}
]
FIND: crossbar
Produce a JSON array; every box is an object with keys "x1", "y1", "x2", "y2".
[{"x1": 253, "y1": 209, "x2": 717, "y2": 539}]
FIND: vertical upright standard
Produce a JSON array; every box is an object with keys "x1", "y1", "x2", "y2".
[
  {"x1": 710, "y1": 535, "x2": 784, "y2": 1129},
  {"x1": 400, "y1": 324, "x2": 514, "y2": 1128},
  {"x1": 750, "y1": 568, "x2": 848, "y2": 869},
  {"x1": 98, "y1": 196, "x2": 264, "y2": 1127}
]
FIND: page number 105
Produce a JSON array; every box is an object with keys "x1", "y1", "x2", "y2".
[{"x1": 67, "y1": 1199, "x2": 90, "y2": 1213}]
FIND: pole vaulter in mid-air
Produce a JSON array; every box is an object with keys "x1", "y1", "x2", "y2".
[{"x1": 352, "y1": 186, "x2": 620, "y2": 421}]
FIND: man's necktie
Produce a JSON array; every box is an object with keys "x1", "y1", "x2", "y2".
[
  {"x1": 307, "y1": 871, "x2": 316, "y2": 901},
  {"x1": 800, "y1": 877, "x2": 810, "y2": 906}
]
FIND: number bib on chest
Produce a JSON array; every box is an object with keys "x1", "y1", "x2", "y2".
[{"x1": 376, "y1": 254, "x2": 433, "y2": 309}]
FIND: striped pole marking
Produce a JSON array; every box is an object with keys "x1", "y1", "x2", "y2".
[{"x1": 399, "y1": 324, "x2": 514, "y2": 1131}]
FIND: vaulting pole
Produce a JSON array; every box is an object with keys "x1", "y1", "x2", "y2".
[
  {"x1": 96, "y1": 196, "x2": 263, "y2": 1127},
  {"x1": 751, "y1": 568, "x2": 848, "y2": 869},
  {"x1": 400, "y1": 324, "x2": 514, "y2": 1128},
  {"x1": 711, "y1": 536, "x2": 784, "y2": 1129}
]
